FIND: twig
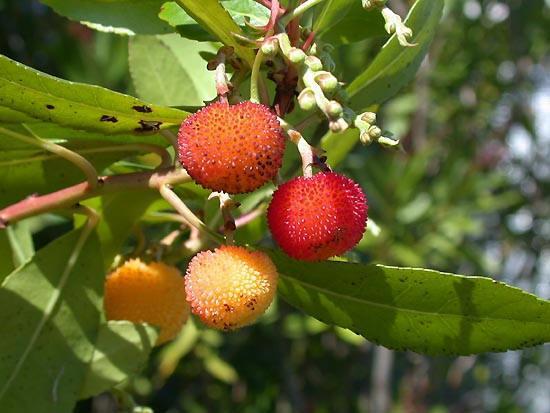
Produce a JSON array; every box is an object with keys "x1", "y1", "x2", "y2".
[
  {"x1": 74, "y1": 143, "x2": 173, "y2": 169},
  {"x1": 0, "y1": 126, "x2": 99, "y2": 189},
  {"x1": 0, "y1": 167, "x2": 191, "y2": 227}
]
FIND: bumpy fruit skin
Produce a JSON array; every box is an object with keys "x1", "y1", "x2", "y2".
[
  {"x1": 185, "y1": 246, "x2": 278, "y2": 330},
  {"x1": 177, "y1": 101, "x2": 286, "y2": 194},
  {"x1": 267, "y1": 172, "x2": 368, "y2": 261},
  {"x1": 104, "y1": 259, "x2": 189, "y2": 345}
]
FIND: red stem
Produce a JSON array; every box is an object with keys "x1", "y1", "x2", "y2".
[
  {"x1": 302, "y1": 30, "x2": 316, "y2": 51},
  {"x1": 264, "y1": 0, "x2": 280, "y2": 33},
  {"x1": 255, "y1": 0, "x2": 272, "y2": 9},
  {"x1": 0, "y1": 168, "x2": 190, "y2": 227},
  {"x1": 235, "y1": 207, "x2": 266, "y2": 229}
]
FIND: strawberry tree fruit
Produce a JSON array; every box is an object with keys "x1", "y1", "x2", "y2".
[
  {"x1": 185, "y1": 245, "x2": 278, "y2": 330},
  {"x1": 104, "y1": 259, "x2": 190, "y2": 345},
  {"x1": 267, "y1": 172, "x2": 368, "y2": 261},
  {"x1": 178, "y1": 101, "x2": 286, "y2": 194}
]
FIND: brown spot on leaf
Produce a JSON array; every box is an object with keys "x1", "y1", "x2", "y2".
[
  {"x1": 132, "y1": 105, "x2": 153, "y2": 113},
  {"x1": 100, "y1": 115, "x2": 118, "y2": 123},
  {"x1": 46, "y1": 104, "x2": 55, "y2": 110},
  {"x1": 135, "y1": 120, "x2": 162, "y2": 133}
]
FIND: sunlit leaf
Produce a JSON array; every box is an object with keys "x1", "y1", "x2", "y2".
[
  {"x1": 0, "y1": 228, "x2": 103, "y2": 412},
  {"x1": 0, "y1": 54, "x2": 187, "y2": 134},
  {"x1": 129, "y1": 34, "x2": 217, "y2": 106},
  {"x1": 273, "y1": 251, "x2": 550, "y2": 355},
  {"x1": 173, "y1": 0, "x2": 255, "y2": 66},
  {"x1": 347, "y1": 0, "x2": 444, "y2": 107},
  {"x1": 39, "y1": 0, "x2": 172, "y2": 35},
  {"x1": 80, "y1": 321, "x2": 158, "y2": 399}
]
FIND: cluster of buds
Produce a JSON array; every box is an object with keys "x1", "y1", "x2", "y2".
[
  {"x1": 261, "y1": 33, "x2": 353, "y2": 133},
  {"x1": 257, "y1": 11, "x2": 413, "y2": 143},
  {"x1": 354, "y1": 112, "x2": 400, "y2": 149}
]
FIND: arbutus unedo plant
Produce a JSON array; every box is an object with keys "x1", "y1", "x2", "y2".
[{"x1": 0, "y1": 1, "x2": 548, "y2": 412}]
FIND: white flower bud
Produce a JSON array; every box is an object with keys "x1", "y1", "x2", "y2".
[
  {"x1": 298, "y1": 88, "x2": 317, "y2": 111},
  {"x1": 305, "y1": 55, "x2": 323, "y2": 71}
]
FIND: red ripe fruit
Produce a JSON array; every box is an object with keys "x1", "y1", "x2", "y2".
[
  {"x1": 177, "y1": 101, "x2": 286, "y2": 194},
  {"x1": 267, "y1": 172, "x2": 368, "y2": 261}
]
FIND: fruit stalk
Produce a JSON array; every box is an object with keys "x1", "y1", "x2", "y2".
[
  {"x1": 159, "y1": 184, "x2": 224, "y2": 244},
  {"x1": 214, "y1": 54, "x2": 231, "y2": 103},
  {"x1": 209, "y1": 192, "x2": 239, "y2": 244},
  {"x1": 278, "y1": 117, "x2": 316, "y2": 177}
]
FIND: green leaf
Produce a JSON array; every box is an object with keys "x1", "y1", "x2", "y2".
[
  {"x1": 314, "y1": 0, "x2": 385, "y2": 45},
  {"x1": 39, "y1": 0, "x2": 172, "y2": 35},
  {"x1": 0, "y1": 54, "x2": 188, "y2": 134},
  {"x1": 197, "y1": 346, "x2": 239, "y2": 384},
  {"x1": 0, "y1": 107, "x2": 38, "y2": 123},
  {"x1": 21, "y1": 122, "x2": 169, "y2": 146},
  {"x1": 159, "y1": 1, "x2": 268, "y2": 41},
  {"x1": 0, "y1": 228, "x2": 104, "y2": 413},
  {"x1": 158, "y1": 2, "x2": 213, "y2": 41},
  {"x1": 347, "y1": 0, "x2": 444, "y2": 108},
  {"x1": 80, "y1": 321, "x2": 158, "y2": 399},
  {"x1": 174, "y1": 0, "x2": 255, "y2": 66},
  {"x1": 320, "y1": 0, "x2": 443, "y2": 163},
  {"x1": 0, "y1": 232, "x2": 15, "y2": 281},
  {"x1": 79, "y1": 190, "x2": 160, "y2": 269},
  {"x1": 129, "y1": 34, "x2": 217, "y2": 106},
  {"x1": 222, "y1": 0, "x2": 269, "y2": 26},
  {"x1": 5, "y1": 221, "x2": 34, "y2": 267},
  {"x1": 321, "y1": 127, "x2": 361, "y2": 167},
  {"x1": 157, "y1": 320, "x2": 199, "y2": 379},
  {"x1": 272, "y1": 252, "x2": 550, "y2": 355},
  {"x1": 0, "y1": 143, "x2": 134, "y2": 209},
  {"x1": 314, "y1": 0, "x2": 353, "y2": 33}
]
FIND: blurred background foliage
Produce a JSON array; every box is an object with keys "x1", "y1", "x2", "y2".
[{"x1": 1, "y1": 0, "x2": 549, "y2": 412}]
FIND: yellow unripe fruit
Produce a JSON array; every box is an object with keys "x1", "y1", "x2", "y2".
[
  {"x1": 104, "y1": 259, "x2": 189, "y2": 345},
  {"x1": 185, "y1": 246, "x2": 278, "y2": 330}
]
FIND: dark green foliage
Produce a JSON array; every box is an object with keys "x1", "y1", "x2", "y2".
[{"x1": 0, "y1": 0, "x2": 548, "y2": 412}]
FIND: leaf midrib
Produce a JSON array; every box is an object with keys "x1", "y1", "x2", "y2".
[{"x1": 279, "y1": 273, "x2": 549, "y2": 326}]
